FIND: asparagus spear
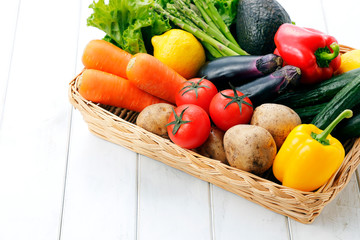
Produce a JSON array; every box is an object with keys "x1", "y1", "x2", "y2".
[
  {"x1": 167, "y1": 4, "x2": 224, "y2": 58},
  {"x1": 202, "y1": 0, "x2": 242, "y2": 51},
  {"x1": 173, "y1": 1, "x2": 229, "y2": 47},
  {"x1": 174, "y1": 0, "x2": 246, "y2": 55},
  {"x1": 153, "y1": 3, "x2": 239, "y2": 56},
  {"x1": 192, "y1": 0, "x2": 223, "y2": 36},
  {"x1": 173, "y1": 0, "x2": 220, "y2": 39}
]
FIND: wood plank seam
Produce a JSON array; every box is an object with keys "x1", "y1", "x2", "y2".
[
  {"x1": 58, "y1": 1, "x2": 84, "y2": 239},
  {"x1": 58, "y1": 106, "x2": 74, "y2": 240},
  {"x1": 320, "y1": 0, "x2": 329, "y2": 34},
  {"x1": 0, "y1": 0, "x2": 21, "y2": 132},
  {"x1": 286, "y1": 217, "x2": 293, "y2": 240},
  {"x1": 136, "y1": 153, "x2": 141, "y2": 240},
  {"x1": 209, "y1": 183, "x2": 215, "y2": 240}
]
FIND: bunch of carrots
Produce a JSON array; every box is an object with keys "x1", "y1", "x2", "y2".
[{"x1": 79, "y1": 39, "x2": 187, "y2": 112}]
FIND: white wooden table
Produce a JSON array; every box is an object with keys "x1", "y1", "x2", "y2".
[{"x1": 1, "y1": 0, "x2": 360, "y2": 239}]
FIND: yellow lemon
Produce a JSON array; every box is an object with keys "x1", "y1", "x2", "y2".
[
  {"x1": 152, "y1": 29, "x2": 206, "y2": 79},
  {"x1": 336, "y1": 49, "x2": 360, "y2": 74}
]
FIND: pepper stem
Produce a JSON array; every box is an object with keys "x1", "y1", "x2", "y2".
[
  {"x1": 312, "y1": 109, "x2": 353, "y2": 145},
  {"x1": 318, "y1": 42, "x2": 340, "y2": 61},
  {"x1": 314, "y1": 42, "x2": 340, "y2": 68}
]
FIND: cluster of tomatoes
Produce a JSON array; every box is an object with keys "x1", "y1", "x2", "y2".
[{"x1": 167, "y1": 78, "x2": 254, "y2": 149}]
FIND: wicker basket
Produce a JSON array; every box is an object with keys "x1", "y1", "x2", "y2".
[{"x1": 68, "y1": 45, "x2": 360, "y2": 224}]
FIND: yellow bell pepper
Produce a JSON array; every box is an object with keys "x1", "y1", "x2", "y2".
[{"x1": 273, "y1": 110, "x2": 353, "y2": 192}]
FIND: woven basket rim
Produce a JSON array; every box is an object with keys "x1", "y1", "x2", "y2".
[{"x1": 68, "y1": 44, "x2": 360, "y2": 224}]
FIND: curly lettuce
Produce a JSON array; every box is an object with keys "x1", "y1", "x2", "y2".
[
  {"x1": 87, "y1": 0, "x2": 171, "y2": 54},
  {"x1": 212, "y1": 0, "x2": 238, "y2": 27}
]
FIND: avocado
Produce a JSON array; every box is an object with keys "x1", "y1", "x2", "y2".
[{"x1": 236, "y1": 0, "x2": 291, "y2": 55}]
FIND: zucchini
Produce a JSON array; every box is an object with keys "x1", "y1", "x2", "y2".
[
  {"x1": 236, "y1": 65, "x2": 301, "y2": 107},
  {"x1": 273, "y1": 68, "x2": 360, "y2": 108},
  {"x1": 197, "y1": 54, "x2": 283, "y2": 90},
  {"x1": 311, "y1": 74, "x2": 360, "y2": 129}
]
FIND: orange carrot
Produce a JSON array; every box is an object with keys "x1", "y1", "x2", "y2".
[
  {"x1": 126, "y1": 53, "x2": 187, "y2": 104},
  {"x1": 78, "y1": 69, "x2": 168, "y2": 112},
  {"x1": 82, "y1": 39, "x2": 132, "y2": 79}
]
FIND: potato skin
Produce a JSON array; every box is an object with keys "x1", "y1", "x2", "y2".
[
  {"x1": 224, "y1": 124, "x2": 276, "y2": 175},
  {"x1": 197, "y1": 126, "x2": 227, "y2": 164},
  {"x1": 251, "y1": 103, "x2": 301, "y2": 149},
  {"x1": 136, "y1": 103, "x2": 174, "y2": 138}
]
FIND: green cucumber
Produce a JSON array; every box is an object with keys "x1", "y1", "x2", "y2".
[
  {"x1": 293, "y1": 102, "x2": 328, "y2": 123},
  {"x1": 311, "y1": 74, "x2": 360, "y2": 130},
  {"x1": 334, "y1": 111, "x2": 360, "y2": 139},
  {"x1": 273, "y1": 68, "x2": 360, "y2": 108}
]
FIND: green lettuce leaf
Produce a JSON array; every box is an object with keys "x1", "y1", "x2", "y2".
[
  {"x1": 212, "y1": 0, "x2": 238, "y2": 27},
  {"x1": 87, "y1": 0, "x2": 171, "y2": 54}
]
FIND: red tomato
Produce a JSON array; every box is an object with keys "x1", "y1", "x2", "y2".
[
  {"x1": 167, "y1": 104, "x2": 211, "y2": 149},
  {"x1": 175, "y1": 77, "x2": 218, "y2": 114},
  {"x1": 209, "y1": 89, "x2": 253, "y2": 131}
]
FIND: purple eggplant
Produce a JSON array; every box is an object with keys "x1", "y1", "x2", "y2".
[
  {"x1": 236, "y1": 65, "x2": 301, "y2": 107},
  {"x1": 197, "y1": 54, "x2": 283, "y2": 90}
]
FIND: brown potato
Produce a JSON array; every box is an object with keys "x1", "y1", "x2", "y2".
[
  {"x1": 136, "y1": 103, "x2": 174, "y2": 138},
  {"x1": 224, "y1": 124, "x2": 276, "y2": 176},
  {"x1": 250, "y1": 103, "x2": 301, "y2": 149},
  {"x1": 197, "y1": 126, "x2": 227, "y2": 164}
]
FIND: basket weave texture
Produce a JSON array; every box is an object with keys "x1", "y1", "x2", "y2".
[{"x1": 69, "y1": 45, "x2": 360, "y2": 224}]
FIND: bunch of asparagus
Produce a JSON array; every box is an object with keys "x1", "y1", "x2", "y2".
[{"x1": 153, "y1": 0, "x2": 248, "y2": 59}]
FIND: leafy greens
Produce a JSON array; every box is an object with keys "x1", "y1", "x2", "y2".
[
  {"x1": 211, "y1": 0, "x2": 238, "y2": 27},
  {"x1": 87, "y1": 0, "x2": 238, "y2": 54},
  {"x1": 87, "y1": 0, "x2": 171, "y2": 54}
]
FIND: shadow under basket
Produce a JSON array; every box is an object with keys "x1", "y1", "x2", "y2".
[{"x1": 68, "y1": 45, "x2": 360, "y2": 224}]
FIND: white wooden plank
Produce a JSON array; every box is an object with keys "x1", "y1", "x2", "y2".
[
  {"x1": 137, "y1": 155, "x2": 212, "y2": 240},
  {"x1": 0, "y1": 0, "x2": 81, "y2": 239},
  {"x1": 212, "y1": 185, "x2": 289, "y2": 240},
  {"x1": 289, "y1": 175, "x2": 360, "y2": 239},
  {"x1": 60, "y1": 1, "x2": 138, "y2": 239},
  {"x1": 0, "y1": 0, "x2": 20, "y2": 119},
  {"x1": 60, "y1": 111, "x2": 138, "y2": 240}
]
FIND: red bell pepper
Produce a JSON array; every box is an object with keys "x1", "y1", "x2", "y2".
[{"x1": 274, "y1": 23, "x2": 341, "y2": 84}]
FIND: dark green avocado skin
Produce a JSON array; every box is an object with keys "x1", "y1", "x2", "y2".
[{"x1": 236, "y1": 0, "x2": 291, "y2": 55}]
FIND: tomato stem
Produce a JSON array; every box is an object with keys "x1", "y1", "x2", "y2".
[
  {"x1": 220, "y1": 84, "x2": 253, "y2": 113},
  {"x1": 166, "y1": 107, "x2": 192, "y2": 135},
  {"x1": 179, "y1": 76, "x2": 210, "y2": 98}
]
